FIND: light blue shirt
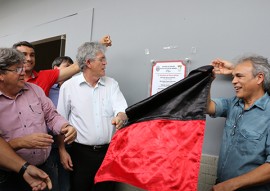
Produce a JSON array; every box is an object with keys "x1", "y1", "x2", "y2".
[
  {"x1": 57, "y1": 73, "x2": 128, "y2": 145},
  {"x1": 212, "y1": 93, "x2": 270, "y2": 191},
  {"x1": 48, "y1": 84, "x2": 60, "y2": 107}
]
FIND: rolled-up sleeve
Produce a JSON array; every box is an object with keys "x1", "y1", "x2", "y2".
[{"x1": 33, "y1": 84, "x2": 68, "y2": 134}]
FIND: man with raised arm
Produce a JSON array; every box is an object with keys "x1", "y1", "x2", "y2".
[{"x1": 208, "y1": 55, "x2": 270, "y2": 191}]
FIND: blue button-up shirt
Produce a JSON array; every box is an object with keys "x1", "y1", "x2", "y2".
[{"x1": 212, "y1": 93, "x2": 270, "y2": 191}]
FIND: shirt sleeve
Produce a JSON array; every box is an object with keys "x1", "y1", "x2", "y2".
[
  {"x1": 30, "y1": 83, "x2": 68, "y2": 134},
  {"x1": 35, "y1": 69, "x2": 60, "y2": 96},
  {"x1": 265, "y1": 127, "x2": 270, "y2": 163},
  {"x1": 110, "y1": 79, "x2": 128, "y2": 116},
  {"x1": 211, "y1": 98, "x2": 232, "y2": 118},
  {"x1": 57, "y1": 81, "x2": 71, "y2": 121}
]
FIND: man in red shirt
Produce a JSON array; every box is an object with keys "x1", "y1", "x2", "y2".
[{"x1": 12, "y1": 35, "x2": 112, "y2": 96}]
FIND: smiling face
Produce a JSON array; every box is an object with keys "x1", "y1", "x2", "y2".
[
  {"x1": 16, "y1": 45, "x2": 35, "y2": 74},
  {"x1": 232, "y1": 61, "x2": 263, "y2": 101}
]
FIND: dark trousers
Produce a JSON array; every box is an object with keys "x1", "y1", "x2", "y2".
[
  {"x1": 45, "y1": 147, "x2": 71, "y2": 191},
  {"x1": 70, "y1": 142, "x2": 115, "y2": 191}
]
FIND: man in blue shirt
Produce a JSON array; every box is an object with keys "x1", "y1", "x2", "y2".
[
  {"x1": 208, "y1": 56, "x2": 270, "y2": 191},
  {"x1": 48, "y1": 56, "x2": 74, "y2": 191}
]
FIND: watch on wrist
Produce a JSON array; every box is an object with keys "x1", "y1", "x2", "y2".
[{"x1": 19, "y1": 162, "x2": 30, "y2": 177}]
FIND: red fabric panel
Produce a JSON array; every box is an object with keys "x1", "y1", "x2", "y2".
[{"x1": 95, "y1": 119, "x2": 205, "y2": 191}]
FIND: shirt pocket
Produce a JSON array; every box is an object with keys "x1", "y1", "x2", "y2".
[
  {"x1": 102, "y1": 99, "x2": 114, "y2": 117},
  {"x1": 236, "y1": 129, "x2": 263, "y2": 155},
  {"x1": 29, "y1": 101, "x2": 44, "y2": 123}
]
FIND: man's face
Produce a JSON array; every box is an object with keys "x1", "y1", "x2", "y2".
[
  {"x1": 54, "y1": 61, "x2": 72, "y2": 70},
  {"x1": 16, "y1": 46, "x2": 35, "y2": 73},
  {"x1": 232, "y1": 61, "x2": 260, "y2": 100},
  {"x1": 1, "y1": 64, "x2": 25, "y2": 92},
  {"x1": 91, "y1": 52, "x2": 107, "y2": 77}
]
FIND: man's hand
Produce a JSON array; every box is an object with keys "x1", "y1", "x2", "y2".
[
  {"x1": 60, "y1": 125, "x2": 77, "y2": 144},
  {"x1": 211, "y1": 59, "x2": 234, "y2": 75},
  {"x1": 212, "y1": 182, "x2": 235, "y2": 191},
  {"x1": 111, "y1": 112, "x2": 128, "y2": 130},
  {"x1": 59, "y1": 148, "x2": 73, "y2": 171},
  {"x1": 9, "y1": 133, "x2": 53, "y2": 150},
  {"x1": 23, "y1": 165, "x2": 52, "y2": 191},
  {"x1": 99, "y1": 35, "x2": 112, "y2": 47}
]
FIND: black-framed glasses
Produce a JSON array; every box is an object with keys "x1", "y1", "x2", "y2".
[{"x1": 1, "y1": 67, "x2": 24, "y2": 74}]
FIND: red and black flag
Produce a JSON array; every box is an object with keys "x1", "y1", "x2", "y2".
[{"x1": 95, "y1": 65, "x2": 213, "y2": 191}]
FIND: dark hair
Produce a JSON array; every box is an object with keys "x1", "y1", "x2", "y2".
[
  {"x1": 12, "y1": 41, "x2": 35, "y2": 50},
  {"x1": 51, "y1": 56, "x2": 74, "y2": 68}
]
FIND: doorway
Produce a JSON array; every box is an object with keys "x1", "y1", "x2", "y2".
[{"x1": 31, "y1": 34, "x2": 66, "y2": 71}]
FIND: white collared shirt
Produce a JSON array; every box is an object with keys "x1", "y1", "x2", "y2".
[{"x1": 57, "y1": 73, "x2": 128, "y2": 145}]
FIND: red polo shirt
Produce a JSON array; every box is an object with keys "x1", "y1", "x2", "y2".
[{"x1": 26, "y1": 69, "x2": 59, "y2": 96}]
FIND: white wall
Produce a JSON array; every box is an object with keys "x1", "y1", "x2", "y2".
[{"x1": 1, "y1": 0, "x2": 270, "y2": 156}]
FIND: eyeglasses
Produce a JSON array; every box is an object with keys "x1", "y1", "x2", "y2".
[
  {"x1": 1, "y1": 67, "x2": 24, "y2": 74},
  {"x1": 94, "y1": 57, "x2": 107, "y2": 63}
]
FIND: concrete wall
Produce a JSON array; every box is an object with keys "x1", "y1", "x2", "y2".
[{"x1": 1, "y1": 0, "x2": 270, "y2": 189}]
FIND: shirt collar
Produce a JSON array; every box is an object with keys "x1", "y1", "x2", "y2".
[
  {"x1": 77, "y1": 73, "x2": 105, "y2": 87},
  {"x1": 0, "y1": 83, "x2": 29, "y2": 97},
  {"x1": 234, "y1": 93, "x2": 270, "y2": 111},
  {"x1": 31, "y1": 70, "x2": 38, "y2": 79}
]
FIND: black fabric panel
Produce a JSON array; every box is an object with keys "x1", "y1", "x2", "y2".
[{"x1": 125, "y1": 65, "x2": 213, "y2": 125}]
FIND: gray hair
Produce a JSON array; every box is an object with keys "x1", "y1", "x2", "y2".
[
  {"x1": 76, "y1": 42, "x2": 106, "y2": 71},
  {"x1": 0, "y1": 48, "x2": 25, "y2": 73},
  {"x1": 237, "y1": 55, "x2": 270, "y2": 93}
]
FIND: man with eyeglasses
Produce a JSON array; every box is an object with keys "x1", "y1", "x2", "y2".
[
  {"x1": 12, "y1": 35, "x2": 112, "y2": 96},
  {"x1": 0, "y1": 48, "x2": 77, "y2": 191},
  {"x1": 57, "y1": 42, "x2": 127, "y2": 191}
]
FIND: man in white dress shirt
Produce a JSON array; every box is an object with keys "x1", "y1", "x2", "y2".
[{"x1": 57, "y1": 41, "x2": 128, "y2": 191}]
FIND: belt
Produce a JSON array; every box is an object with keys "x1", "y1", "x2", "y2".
[{"x1": 73, "y1": 142, "x2": 109, "y2": 152}]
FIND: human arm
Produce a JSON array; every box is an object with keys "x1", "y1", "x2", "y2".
[
  {"x1": 212, "y1": 59, "x2": 234, "y2": 75},
  {"x1": 206, "y1": 87, "x2": 216, "y2": 115},
  {"x1": 8, "y1": 133, "x2": 53, "y2": 151},
  {"x1": 0, "y1": 137, "x2": 52, "y2": 190},
  {"x1": 57, "y1": 35, "x2": 112, "y2": 82},
  {"x1": 57, "y1": 135, "x2": 73, "y2": 171},
  {"x1": 57, "y1": 123, "x2": 76, "y2": 170},
  {"x1": 24, "y1": 165, "x2": 52, "y2": 191},
  {"x1": 60, "y1": 124, "x2": 77, "y2": 144},
  {"x1": 112, "y1": 112, "x2": 128, "y2": 130},
  {"x1": 99, "y1": 35, "x2": 112, "y2": 47},
  {"x1": 110, "y1": 79, "x2": 128, "y2": 129},
  {"x1": 212, "y1": 163, "x2": 270, "y2": 191}
]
